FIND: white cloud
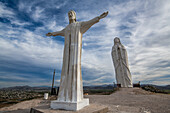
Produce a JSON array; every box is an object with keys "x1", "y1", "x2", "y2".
[
  {"x1": 0, "y1": 2, "x2": 15, "y2": 18},
  {"x1": 56, "y1": 1, "x2": 67, "y2": 9},
  {"x1": 0, "y1": 23, "x2": 64, "y2": 69},
  {"x1": 31, "y1": 6, "x2": 45, "y2": 21},
  {"x1": 11, "y1": 20, "x2": 31, "y2": 26},
  {"x1": 0, "y1": 2, "x2": 32, "y2": 27},
  {"x1": 45, "y1": 20, "x2": 64, "y2": 31}
]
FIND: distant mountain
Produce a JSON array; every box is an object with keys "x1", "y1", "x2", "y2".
[
  {"x1": 1, "y1": 84, "x2": 169, "y2": 91},
  {"x1": 0, "y1": 85, "x2": 31, "y2": 90},
  {"x1": 0, "y1": 84, "x2": 115, "y2": 91},
  {"x1": 0, "y1": 85, "x2": 51, "y2": 91}
]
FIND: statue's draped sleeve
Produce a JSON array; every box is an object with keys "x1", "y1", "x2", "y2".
[
  {"x1": 80, "y1": 17, "x2": 100, "y2": 34},
  {"x1": 52, "y1": 28, "x2": 65, "y2": 36},
  {"x1": 111, "y1": 45, "x2": 119, "y2": 69}
]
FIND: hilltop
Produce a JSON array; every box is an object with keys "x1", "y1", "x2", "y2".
[{"x1": 0, "y1": 88, "x2": 169, "y2": 113}]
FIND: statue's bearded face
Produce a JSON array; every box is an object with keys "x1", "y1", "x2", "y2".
[
  {"x1": 68, "y1": 11, "x2": 76, "y2": 21},
  {"x1": 114, "y1": 38, "x2": 120, "y2": 44}
]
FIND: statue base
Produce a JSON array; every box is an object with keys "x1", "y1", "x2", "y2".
[{"x1": 50, "y1": 98, "x2": 89, "y2": 111}]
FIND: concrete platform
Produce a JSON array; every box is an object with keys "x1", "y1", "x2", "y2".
[
  {"x1": 31, "y1": 103, "x2": 108, "y2": 113},
  {"x1": 51, "y1": 99, "x2": 89, "y2": 111}
]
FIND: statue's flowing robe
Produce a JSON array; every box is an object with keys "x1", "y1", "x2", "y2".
[
  {"x1": 57, "y1": 17, "x2": 99, "y2": 102},
  {"x1": 111, "y1": 44, "x2": 132, "y2": 87}
]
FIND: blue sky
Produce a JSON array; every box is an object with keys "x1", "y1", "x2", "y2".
[{"x1": 0, "y1": 0, "x2": 170, "y2": 88}]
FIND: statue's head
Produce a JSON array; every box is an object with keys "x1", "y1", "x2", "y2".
[
  {"x1": 68, "y1": 10, "x2": 76, "y2": 24},
  {"x1": 114, "y1": 37, "x2": 121, "y2": 44}
]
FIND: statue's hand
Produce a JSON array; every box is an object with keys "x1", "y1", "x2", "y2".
[
  {"x1": 46, "y1": 32, "x2": 53, "y2": 36},
  {"x1": 99, "y1": 11, "x2": 108, "y2": 19}
]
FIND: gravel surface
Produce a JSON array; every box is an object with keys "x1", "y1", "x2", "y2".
[
  {"x1": 0, "y1": 88, "x2": 169, "y2": 113},
  {"x1": 87, "y1": 88, "x2": 170, "y2": 113}
]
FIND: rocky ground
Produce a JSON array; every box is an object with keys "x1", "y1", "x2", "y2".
[{"x1": 0, "y1": 88, "x2": 169, "y2": 113}]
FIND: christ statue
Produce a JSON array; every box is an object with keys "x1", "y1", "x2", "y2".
[{"x1": 46, "y1": 10, "x2": 108, "y2": 110}]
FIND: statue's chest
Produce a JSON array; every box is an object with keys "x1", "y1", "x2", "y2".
[{"x1": 66, "y1": 23, "x2": 80, "y2": 34}]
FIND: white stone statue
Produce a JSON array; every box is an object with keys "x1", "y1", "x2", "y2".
[
  {"x1": 111, "y1": 37, "x2": 133, "y2": 88},
  {"x1": 46, "y1": 10, "x2": 108, "y2": 111}
]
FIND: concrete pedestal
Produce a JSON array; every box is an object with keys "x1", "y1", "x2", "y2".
[{"x1": 50, "y1": 98, "x2": 89, "y2": 111}]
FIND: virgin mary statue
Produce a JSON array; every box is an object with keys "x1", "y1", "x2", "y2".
[
  {"x1": 46, "y1": 10, "x2": 108, "y2": 110},
  {"x1": 111, "y1": 37, "x2": 133, "y2": 88}
]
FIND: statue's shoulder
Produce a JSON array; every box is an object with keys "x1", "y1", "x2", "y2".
[
  {"x1": 75, "y1": 21, "x2": 81, "y2": 26},
  {"x1": 78, "y1": 21, "x2": 86, "y2": 25},
  {"x1": 112, "y1": 46, "x2": 116, "y2": 51},
  {"x1": 65, "y1": 24, "x2": 70, "y2": 29},
  {"x1": 121, "y1": 45, "x2": 126, "y2": 50}
]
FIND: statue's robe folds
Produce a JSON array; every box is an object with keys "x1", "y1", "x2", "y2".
[
  {"x1": 111, "y1": 44, "x2": 133, "y2": 87},
  {"x1": 57, "y1": 17, "x2": 99, "y2": 102}
]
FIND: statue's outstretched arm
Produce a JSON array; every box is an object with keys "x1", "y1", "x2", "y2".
[
  {"x1": 80, "y1": 11, "x2": 108, "y2": 34},
  {"x1": 46, "y1": 29, "x2": 65, "y2": 37}
]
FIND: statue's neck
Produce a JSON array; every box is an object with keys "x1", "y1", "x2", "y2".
[
  {"x1": 69, "y1": 19, "x2": 76, "y2": 24},
  {"x1": 115, "y1": 43, "x2": 121, "y2": 46}
]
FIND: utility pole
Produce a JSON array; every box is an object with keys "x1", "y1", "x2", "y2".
[{"x1": 51, "y1": 69, "x2": 56, "y2": 95}]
